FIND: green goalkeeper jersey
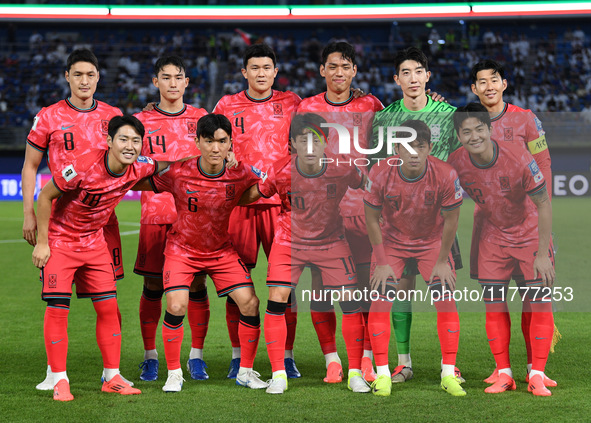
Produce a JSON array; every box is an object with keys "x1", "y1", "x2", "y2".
[{"x1": 371, "y1": 95, "x2": 461, "y2": 162}]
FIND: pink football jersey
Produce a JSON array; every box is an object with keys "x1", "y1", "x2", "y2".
[
  {"x1": 448, "y1": 140, "x2": 546, "y2": 246},
  {"x1": 365, "y1": 157, "x2": 462, "y2": 249},
  {"x1": 258, "y1": 155, "x2": 291, "y2": 247},
  {"x1": 50, "y1": 150, "x2": 157, "y2": 252},
  {"x1": 213, "y1": 90, "x2": 301, "y2": 205},
  {"x1": 151, "y1": 158, "x2": 264, "y2": 258},
  {"x1": 135, "y1": 104, "x2": 207, "y2": 224}
]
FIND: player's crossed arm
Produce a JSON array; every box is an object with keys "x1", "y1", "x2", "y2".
[{"x1": 529, "y1": 186, "x2": 555, "y2": 287}]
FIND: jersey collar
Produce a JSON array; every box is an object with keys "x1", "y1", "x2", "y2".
[
  {"x1": 245, "y1": 90, "x2": 273, "y2": 103},
  {"x1": 66, "y1": 97, "x2": 98, "y2": 113},
  {"x1": 197, "y1": 156, "x2": 226, "y2": 179},
  {"x1": 490, "y1": 102, "x2": 508, "y2": 122},
  {"x1": 397, "y1": 159, "x2": 429, "y2": 183},
  {"x1": 295, "y1": 155, "x2": 327, "y2": 178},
  {"x1": 104, "y1": 150, "x2": 127, "y2": 178},
  {"x1": 323, "y1": 91, "x2": 353, "y2": 107},
  {"x1": 155, "y1": 103, "x2": 187, "y2": 116},
  {"x1": 470, "y1": 140, "x2": 499, "y2": 169}
]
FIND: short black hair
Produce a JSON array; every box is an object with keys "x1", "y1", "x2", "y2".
[
  {"x1": 108, "y1": 115, "x2": 145, "y2": 140},
  {"x1": 469, "y1": 59, "x2": 506, "y2": 84},
  {"x1": 290, "y1": 113, "x2": 328, "y2": 142},
  {"x1": 399, "y1": 119, "x2": 431, "y2": 145},
  {"x1": 394, "y1": 47, "x2": 428, "y2": 75},
  {"x1": 154, "y1": 55, "x2": 186, "y2": 77},
  {"x1": 66, "y1": 48, "x2": 99, "y2": 72},
  {"x1": 453, "y1": 102, "x2": 492, "y2": 134},
  {"x1": 243, "y1": 43, "x2": 277, "y2": 68},
  {"x1": 321, "y1": 41, "x2": 356, "y2": 66},
  {"x1": 197, "y1": 114, "x2": 232, "y2": 139}
]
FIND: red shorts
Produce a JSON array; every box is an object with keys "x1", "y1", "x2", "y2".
[
  {"x1": 267, "y1": 241, "x2": 357, "y2": 290},
  {"x1": 134, "y1": 223, "x2": 172, "y2": 277},
  {"x1": 163, "y1": 248, "x2": 253, "y2": 297},
  {"x1": 228, "y1": 204, "x2": 280, "y2": 268},
  {"x1": 343, "y1": 215, "x2": 372, "y2": 266},
  {"x1": 41, "y1": 246, "x2": 116, "y2": 301},
  {"x1": 372, "y1": 244, "x2": 455, "y2": 290},
  {"x1": 104, "y1": 219, "x2": 123, "y2": 280}
]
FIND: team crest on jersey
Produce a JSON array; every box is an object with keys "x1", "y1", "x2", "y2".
[
  {"x1": 273, "y1": 103, "x2": 283, "y2": 116},
  {"x1": 327, "y1": 184, "x2": 337, "y2": 199},
  {"x1": 499, "y1": 176, "x2": 511, "y2": 191},
  {"x1": 137, "y1": 156, "x2": 154, "y2": 164},
  {"x1": 528, "y1": 159, "x2": 543, "y2": 183},
  {"x1": 164, "y1": 271, "x2": 170, "y2": 285},
  {"x1": 187, "y1": 121, "x2": 197, "y2": 135},
  {"x1": 425, "y1": 190, "x2": 435, "y2": 205},
  {"x1": 62, "y1": 165, "x2": 77, "y2": 182},
  {"x1": 504, "y1": 128, "x2": 513, "y2": 141},
  {"x1": 353, "y1": 113, "x2": 362, "y2": 126},
  {"x1": 430, "y1": 124, "x2": 441, "y2": 142},
  {"x1": 48, "y1": 274, "x2": 57, "y2": 288},
  {"x1": 226, "y1": 184, "x2": 236, "y2": 199},
  {"x1": 101, "y1": 120, "x2": 109, "y2": 134},
  {"x1": 385, "y1": 194, "x2": 400, "y2": 211},
  {"x1": 454, "y1": 178, "x2": 462, "y2": 200},
  {"x1": 251, "y1": 166, "x2": 268, "y2": 182},
  {"x1": 138, "y1": 254, "x2": 146, "y2": 267}
]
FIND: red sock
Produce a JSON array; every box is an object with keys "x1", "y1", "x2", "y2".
[
  {"x1": 44, "y1": 306, "x2": 69, "y2": 373},
  {"x1": 434, "y1": 298, "x2": 460, "y2": 365},
  {"x1": 226, "y1": 297, "x2": 241, "y2": 348},
  {"x1": 238, "y1": 314, "x2": 261, "y2": 368},
  {"x1": 310, "y1": 310, "x2": 337, "y2": 355},
  {"x1": 341, "y1": 312, "x2": 364, "y2": 370},
  {"x1": 188, "y1": 290, "x2": 210, "y2": 349},
  {"x1": 530, "y1": 301, "x2": 554, "y2": 372},
  {"x1": 93, "y1": 298, "x2": 122, "y2": 369},
  {"x1": 368, "y1": 299, "x2": 392, "y2": 367},
  {"x1": 521, "y1": 296, "x2": 533, "y2": 364},
  {"x1": 485, "y1": 302, "x2": 511, "y2": 369},
  {"x1": 265, "y1": 301, "x2": 287, "y2": 372},
  {"x1": 139, "y1": 287, "x2": 163, "y2": 351},
  {"x1": 285, "y1": 291, "x2": 297, "y2": 351},
  {"x1": 162, "y1": 312, "x2": 184, "y2": 370},
  {"x1": 362, "y1": 311, "x2": 372, "y2": 352}
]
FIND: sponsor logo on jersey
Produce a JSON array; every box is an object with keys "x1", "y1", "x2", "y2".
[
  {"x1": 226, "y1": 184, "x2": 235, "y2": 199},
  {"x1": 148, "y1": 128, "x2": 161, "y2": 134},
  {"x1": 504, "y1": 127, "x2": 513, "y2": 141},
  {"x1": 62, "y1": 165, "x2": 77, "y2": 182},
  {"x1": 251, "y1": 166, "x2": 268, "y2": 182},
  {"x1": 327, "y1": 183, "x2": 336, "y2": 199},
  {"x1": 499, "y1": 176, "x2": 511, "y2": 191},
  {"x1": 425, "y1": 190, "x2": 435, "y2": 205},
  {"x1": 61, "y1": 124, "x2": 75, "y2": 130},
  {"x1": 137, "y1": 156, "x2": 154, "y2": 164}
]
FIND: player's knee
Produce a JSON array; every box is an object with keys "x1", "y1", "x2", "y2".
[
  {"x1": 167, "y1": 301, "x2": 187, "y2": 316},
  {"x1": 238, "y1": 293, "x2": 259, "y2": 316}
]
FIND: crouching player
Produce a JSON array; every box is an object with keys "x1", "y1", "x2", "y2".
[
  {"x1": 31, "y1": 115, "x2": 165, "y2": 401},
  {"x1": 242, "y1": 113, "x2": 370, "y2": 394},
  {"x1": 364, "y1": 120, "x2": 464, "y2": 397},
  {"x1": 135, "y1": 114, "x2": 268, "y2": 392},
  {"x1": 449, "y1": 103, "x2": 555, "y2": 396}
]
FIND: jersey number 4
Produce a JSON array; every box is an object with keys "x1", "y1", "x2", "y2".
[{"x1": 235, "y1": 117, "x2": 245, "y2": 134}]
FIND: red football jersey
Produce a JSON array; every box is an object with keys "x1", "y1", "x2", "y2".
[
  {"x1": 258, "y1": 155, "x2": 291, "y2": 247},
  {"x1": 135, "y1": 104, "x2": 207, "y2": 225},
  {"x1": 297, "y1": 92, "x2": 384, "y2": 217},
  {"x1": 280, "y1": 156, "x2": 363, "y2": 249},
  {"x1": 50, "y1": 150, "x2": 157, "y2": 252},
  {"x1": 365, "y1": 157, "x2": 463, "y2": 249},
  {"x1": 448, "y1": 140, "x2": 546, "y2": 247},
  {"x1": 491, "y1": 102, "x2": 551, "y2": 196},
  {"x1": 27, "y1": 98, "x2": 122, "y2": 172},
  {"x1": 151, "y1": 158, "x2": 263, "y2": 258},
  {"x1": 213, "y1": 90, "x2": 301, "y2": 205}
]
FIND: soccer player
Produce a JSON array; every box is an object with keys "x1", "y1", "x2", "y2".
[
  {"x1": 21, "y1": 48, "x2": 126, "y2": 390},
  {"x1": 242, "y1": 113, "x2": 370, "y2": 394},
  {"x1": 370, "y1": 47, "x2": 462, "y2": 383},
  {"x1": 449, "y1": 103, "x2": 555, "y2": 396},
  {"x1": 213, "y1": 44, "x2": 302, "y2": 379},
  {"x1": 469, "y1": 59, "x2": 556, "y2": 387},
  {"x1": 364, "y1": 120, "x2": 464, "y2": 397},
  {"x1": 133, "y1": 55, "x2": 210, "y2": 382},
  {"x1": 136, "y1": 114, "x2": 268, "y2": 392},
  {"x1": 296, "y1": 41, "x2": 384, "y2": 383},
  {"x1": 31, "y1": 115, "x2": 162, "y2": 401}
]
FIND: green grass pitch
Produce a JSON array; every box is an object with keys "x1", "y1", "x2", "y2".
[{"x1": 0, "y1": 198, "x2": 589, "y2": 422}]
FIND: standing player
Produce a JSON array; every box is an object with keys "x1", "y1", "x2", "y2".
[
  {"x1": 449, "y1": 103, "x2": 555, "y2": 396},
  {"x1": 296, "y1": 41, "x2": 384, "y2": 383},
  {"x1": 213, "y1": 44, "x2": 302, "y2": 379},
  {"x1": 21, "y1": 48, "x2": 126, "y2": 390},
  {"x1": 469, "y1": 59, "x2": 556, "y2": 387},
  {"x1": 370, "y1": 47, "x2": 462, "y2": 383},
  {"x1": 133, "y1": 55, "x2": 209, "y2": 382},
  {"x1": 364, "y1": 120, "x2": 464, "y2": 397},
  {"x1": 242, "y1": 113, "x2": 370, "y2": 394},
  {"x1": 136, "y1": 114, "x2": 268, "y2": 392},
  {"x1": 31, "y1": 115, "x2": 161, "y2": 401}
]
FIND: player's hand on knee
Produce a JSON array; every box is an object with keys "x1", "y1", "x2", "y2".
[
  {"x1": 430, "y1": 262, "x2": 456, "y2": 291},
  {"x1": 370, "y1": 265, "x2": 397, "y2": 295},
  {"x1": 533, "y1": 256, "x2": 555, "y2": 287},
  {"x1": 32, "y1": 243, "x2": 50, "y2": 269},
  {"x1": 23, "y1": 214, "x2": 37, "y2": 246}
]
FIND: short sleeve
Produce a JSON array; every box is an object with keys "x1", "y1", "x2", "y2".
[
  {"x1": 441, "y1": 166, "x2": 463, "y2": 211},
  {"x1": 363, "y1": 165, "x2": 384, "y2": 209}
]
